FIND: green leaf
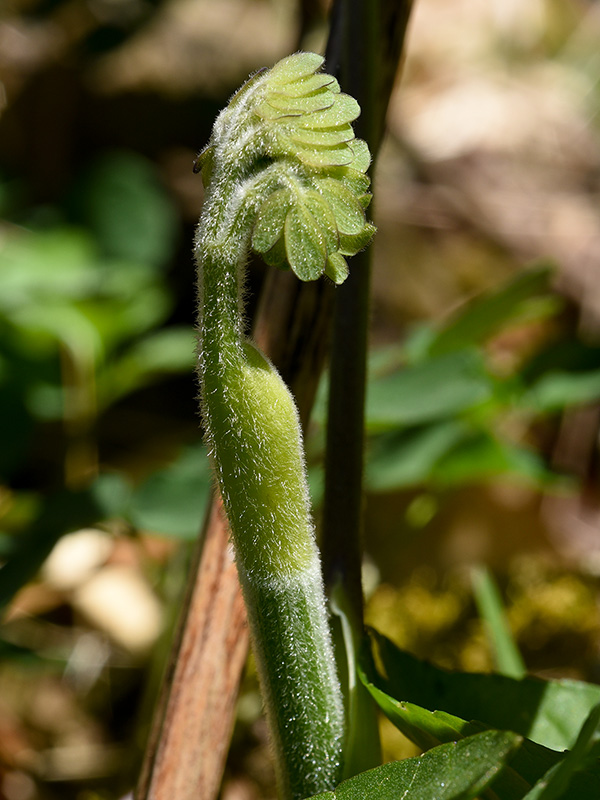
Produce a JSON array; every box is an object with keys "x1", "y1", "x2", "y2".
[
  {"x1": 523, "y1": 704, "x2": 600, "y2": 800},
  {"x1": 278, "y1": 73, "x2": 337, "y2": 97},
  {"x1": 334, "y1": 166, "x2": 371, "y2": 197},
  {"x1": 523, "y1": 369, "x2": 600, "y2": 413},
  {"x1": 307, "y1": 730, "x2": 522, "y2": 800},
  {"x1": 254, "y1": 101, "x2": 298, "y2": 121},
  {"x1": 267, "y1": 90, "x2": 335, "y2": 114},
  {"x1": 472, "y1": 566, "x2": 526, "y2": 680},
  {"x1": 104, "y1": 325, "x2": 195, "y2": 404},
  {"x1": 366, "y1": 421, "x2": 469, "y2": 491},
  {"x1": 302, "y1": 190, "x2": 339, "y2": 252},
  {"x1": 365, "y1": 630, "x2": 600, "y2": 753},
  {"x1": 315, "y1": 177, "x2": 366, "y2": 235},
  {"x1": 284, "y1": 204, "x2": 327, "y2": 281},
  {"x1": 338, "y1": 224, "x2": 376, "y2": 256},
  {"x1": 325, "y1": 252, "x2": 349, "y2": 285},
  {"x1": 128, "y1": 445, "x2": 211, "y2": 540},
  {"x1": 267, "y1": 52, "x2": 324, "y2": 86},
  {"x1": 431, "y1": 432, "x2": 554, "y2": 487},
  {"x1": 289, "y1": 125, "x2": 354, "y2": 147},
  {"x1": 262, "y1": 234, "x2": 288, "y2": 268},
  {"x1": 358, "y1": 634, "x2": 600, "y2": 798},
  {"x1": 252, "y1": 189, "x2": 292, "y2": 253},
  {"x1": 294, "y1": 142, "x2": 355, "y2": 168},
  {"x1": 297, "y1": 94, "x2": 361, "y2": 128},
  {"x1": 76, "y1": 151, "x2": 178, "y2": 269},
  {"x1": 365, "y1": 350, "x2": 492, "y2": 431},
  {"x1": 348, "y1": 138, "x2": 371, "y2": 172},
  {"x1": 426, "y1": 265, "x2": 556, "y2": 358}
]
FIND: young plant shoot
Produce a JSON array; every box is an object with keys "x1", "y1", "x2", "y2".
[{"x1": 194, "y1": 52, "x2": 374, "y2": 800}]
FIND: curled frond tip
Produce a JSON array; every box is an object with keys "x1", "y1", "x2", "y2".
[{"x1": 198, "y1": 51, "x2": 376, "y2": 285}]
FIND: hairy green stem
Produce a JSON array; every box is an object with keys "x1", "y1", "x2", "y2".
[{"x1": 197, "y1": 226, "x2": 342, "y2": 800}]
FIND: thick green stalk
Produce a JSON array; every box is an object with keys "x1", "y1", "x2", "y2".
[
  {"x1": 194, "y1": 53, "x2": 375, "y2": 799},
  {"x1": 197, "y1": 216, "x2": 342, "y2": 800}
]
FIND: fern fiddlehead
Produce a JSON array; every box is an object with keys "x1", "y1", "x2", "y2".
[{"x1": 194, "y1": 52, "x2": 374, "y2": 800}]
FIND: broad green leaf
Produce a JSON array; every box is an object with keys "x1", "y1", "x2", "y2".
[
  {"x1": 523, "y1": 704, "x2": 600, "y2": 800},
  {"x1": 430, "y1": 432, "x2": 554, "y2": 487},
  {"x1": 76, "y1": 151, "x2": 178, "y2": 269},
  {"x1": 358, "y1": 636, "x2": 600, "y2": 798},
  {"x1": 426, "y1": 266, "x2": 556, "y2": 358},
  {"x1": 366, "y1": 630, "x2": 600, "y2": 752},
  {"x1": 0, "y1": 227, "x2": 98, "y2": 308},
  {"x1": 366, "y1": 421, "x2": 468, "y2": 491},
  {"x1": 523, "y1": 369, "x2": 600, "y2": 413},
  {"x1": 365, "y1": 349, "x2": 492, "y2": 431},
  {"x1": 359, "y1": 682, "x2": 560, "y2": 799},
  {"x1": 128, "y1": 445, "x2": 211, "y2": 540},
  {"x1": 307, "y1": 730, "x2": 522, "y2": 800},
  {"x1": 284, "y1": 204, "x2": 327, "y2": 281}
]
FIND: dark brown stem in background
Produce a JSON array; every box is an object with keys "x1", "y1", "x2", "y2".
[{"x1": 322, "y1": 0, "x2": 413, "y2": 637}]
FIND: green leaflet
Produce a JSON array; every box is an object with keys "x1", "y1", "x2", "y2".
[
  {"x1": 276, "y1": 73, "x2": 337, "y2": 97},
  {"x1": 326, "y1": 252, "x2": 349, "y2": 285},
  {"x1": 252, "y1": 189, "x2": 293, "y2": 254},
  {"x1": 285, "y1": 204, "x2": 327, "y2": 281},
  {"x1": 288, "y1": 125, "x2": 355, "y2": 146},
  {"x1": 267, "y1": 51, "x2": 325, "y2": 84},
  {"x1": 296, "y1": 94, "x2": 361, "y2": 128},
  {"x1": 303, "y1": 190, "x2": 339, "y2": 252},
  {"x1": 267, "y1": 90, "x2": 336, "y2": 114},
  {"x1": 196, "y1": 51, "x2": 375, "y2": 284},
  {"x1": 293, "y1": 142, "x2": 355, "y2": 168},
  {"x1": 315, "y1": 178, "x2": 367, "y2": 235}
]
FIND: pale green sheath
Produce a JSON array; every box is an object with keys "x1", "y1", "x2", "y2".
[{"x1": 194, "y1": 52, "x2": 374, "y2": 800}]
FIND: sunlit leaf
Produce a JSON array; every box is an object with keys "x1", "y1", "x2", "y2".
[
  {"x1": 284, "y1": 204, "x2": 327, "y2": 281},
  {"x1": 307, "y1": 730, "x2": 521, "y2": 800}
]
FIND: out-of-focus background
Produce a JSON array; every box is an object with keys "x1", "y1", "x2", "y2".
[{"x1": 2, "y1": 0, "x2": 600, "y2": 798}]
